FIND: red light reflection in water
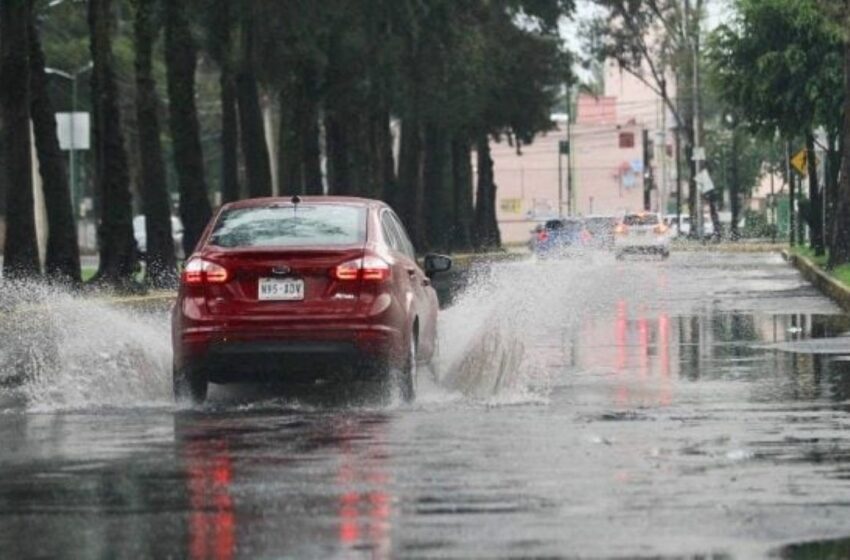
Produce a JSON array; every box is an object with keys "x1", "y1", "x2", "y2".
[
  {"x1": 611, "y1": 302, "x2": 674, "y2": 408},
  {"x1": 185, "y1": 439, "x2": 235, "y2": 560},
  {"x1": 335, "y1": 422, "x2": 393, "y2": 559}
]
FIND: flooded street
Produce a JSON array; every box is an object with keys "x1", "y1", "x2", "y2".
[{"x1": 3, "y1": 252, "x2": 850, "y2": 558}]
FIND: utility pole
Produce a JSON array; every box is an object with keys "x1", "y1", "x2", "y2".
[
  {"x1": 692, "y1": 0, "x2": 704, "y2": 239},
  {"x1": 566, "y1": 86, "x2": 573, "y2": 216},
  {"x1": 643, "y1": 129, "x2": 653, "y2": 211},
  {"x1": 659, "y1": 79, "x2": 668, "y2": 215}
]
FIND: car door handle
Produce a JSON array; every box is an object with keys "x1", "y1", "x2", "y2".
[
  {"x1": 422, "y1": 277, "x2": 431, "y2": 287},
  {"x1": 406, "y1": 267, "x2": 416, "y2": 276}
]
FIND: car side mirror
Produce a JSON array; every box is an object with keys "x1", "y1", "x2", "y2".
[{"x1": 424, "y1": 254, "x2": 452, "y2": 276}]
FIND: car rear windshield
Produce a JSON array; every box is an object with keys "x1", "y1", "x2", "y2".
[
  {"x1": 623, "y1": 214, "x2": 659, "y2": 226},
  {"x1": 546, "y1": 219, "x2": 584, "y2": 232},
  {"x1": 208, "y1": 204, "x2": 367, "y2": 248}
]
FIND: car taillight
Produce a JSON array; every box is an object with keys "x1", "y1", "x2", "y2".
[
  {"x1": 332, "y1": 256, "x2": 391, "y2": 282},
  {"x1": 614, "y1": 224, "x2": 628, "y2": 235},
  {"x1": 537, "y1": 229, "x2": 549, "y2": 242},
  {"x1": 181, "y1": 258, "x2": 229, "y2": 285},
  {"x1": 654, "y1": 224, "x2": 669, "y2": 234}
]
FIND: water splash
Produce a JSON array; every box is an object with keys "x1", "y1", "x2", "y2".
[
  {"x1": 0, "y1": 281, "x2": 172, "y2": 411},
  {"x1": 432, "y1": 256, "x2": 611, "y2": 403},
  {"x1": 0, "y1": 255, "x2": 659, "y2": 412}
]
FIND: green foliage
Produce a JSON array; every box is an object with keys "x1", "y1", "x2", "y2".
[{"x1": 707, "y1": 0, "x2": 844, "y2": 137}]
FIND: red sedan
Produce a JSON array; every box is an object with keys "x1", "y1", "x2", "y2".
[{"x1": 172, "y1": 196, "x2": 451, "y2": 404}]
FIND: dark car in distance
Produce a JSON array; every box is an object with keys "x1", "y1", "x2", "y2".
[
  {"x1": 530, "y1": 218, "x2": 592, "y2": 257},
  {"x1": 172, "y1": 196, "x2": 451, "y2": 404}
]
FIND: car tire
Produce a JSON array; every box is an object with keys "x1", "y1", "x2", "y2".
[
  {"x1": 394, "y1": 333, "x2": 417, "y2": 403},
  {"x1": 173, "y1": 363, "x2": 208, "y2": 405}
]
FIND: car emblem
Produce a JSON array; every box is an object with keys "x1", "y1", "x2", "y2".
[{"x1": 271, "y1": 265, "x2": 291, "y2": 276}]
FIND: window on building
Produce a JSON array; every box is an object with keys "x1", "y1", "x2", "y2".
[{"x1": 618, "y1": 132, "x2": 635, "y2": 149}]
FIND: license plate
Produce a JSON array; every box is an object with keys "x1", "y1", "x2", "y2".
[{"x1": 258, "y1": 278, "x2": 304, "y2": 301}]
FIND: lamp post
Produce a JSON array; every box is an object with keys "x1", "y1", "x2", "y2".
[{"x1": 45, "y1": 61, "x2": 92, "y2": 218}]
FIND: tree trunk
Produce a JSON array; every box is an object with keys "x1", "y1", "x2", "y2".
[
  {"x1": 729, "y1": 129, "x2": 740, "y2": 240},
  {"x1": 397, "y1": 117, "x2": 426, "y2": 251},
  {"x1": 707, "y1": 193, "x2": 721, "y2": 242},
  {"x1": 89, "y1": 0, "x2": 138, "y2": 288},
  {"x1": 164, "y1": 0, "x2": 212, "y2": 256},
  {"x1": 423, "y1": 123, "x2": 453, "y2": 251},
  {"x1": 29, "y1": 14, "x2": 81, "y2": 284},
  {"x1": 325, "y1": 113, "x2": 350, "y2": 196},
  {"x1": 236, "y1": 9, "x2": 272, "y2": 198},
  {"x1": 473, "y1": 136, "x2": 501, "y2": 251},
  {"x1": 133, "y1": 0, "x2": 175, "y2": 288},
  {"x1": 830, "y1": 28, "x2": 850, "y2": 268},
  {"x1": 277, "y1": 84, "x2": 302, "y2": 196},
  {"x1": 220, "y1": 49, "x2": 240, "y2": 203},
  {"x1": 301, "y1": 65, "x2": 323, "y2": 196},
  {"x1": 451, "y1": 135, "x2": 473, "y2": 252},
  {"x1": 1, "y1": 0, "x2": 39, "y2": 279},
  {"x1": 826, "y1": 131, "x2": 842, "y2": 252},
  {"x1": 806, "y1": 132, "x2": 824, "y2": 255},
  {"x1": 220, "y1": 64, "x2": 240, "y2": 203},
  {"x1": 787, "y1": 141, "x2": 797, "y2": 246},
  {"x1": 208, "y1": 0, "x2": 239, "y2": 203}
]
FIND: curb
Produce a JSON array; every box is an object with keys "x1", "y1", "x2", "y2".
[{"x1": 782, "y1": 250, "x2": 850, "y2": 312}]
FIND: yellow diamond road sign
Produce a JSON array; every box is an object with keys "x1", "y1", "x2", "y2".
[{"x1": 791, "y1": 149, "x2": 808, "y2": 176}]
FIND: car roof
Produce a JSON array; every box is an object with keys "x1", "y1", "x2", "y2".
[{"x1": 220, "y1": 196, "x2": 386, "y2": 211}]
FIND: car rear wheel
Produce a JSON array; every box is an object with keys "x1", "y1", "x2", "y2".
[
  {"x1": 394, "y1": 333, "x2": 417, "y2": 403},
  {"x1": 173, "y1": 364, "x2": 208, "y2": 405}
]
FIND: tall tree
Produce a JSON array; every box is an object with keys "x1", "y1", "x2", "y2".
[
  {"x1": 236, "y1": 5, "x2": 273, "y2": 198},
  {"x1": 89, "y1": 0, "x2": 137, "y2": 287},
  {"x1": 164, "y1": 0, "x2": 211, "y2": 255},
  {"x1": 708, "y1": 0, "x2": 843, "y2": 254},
  {"x1": 830, "y1": 5, "x2": 850, "y2": 268},
  {"x1": 29, "y1": 12, "x2": 81, "y2": 284},
  {"x1": 0, "y1": 0, "x2": 39, "y2": 279},
  {"x1": 132, "y1": 0, "x2": 175, "y2": 287}
]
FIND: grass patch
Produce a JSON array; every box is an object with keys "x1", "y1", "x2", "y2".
[{"x1": 790, "y1": 246, "x2": 850, "y2": 287}]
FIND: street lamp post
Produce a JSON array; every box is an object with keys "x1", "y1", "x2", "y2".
[{"x1": 45, "y1": 61, "x2": 92, "y2": 218}]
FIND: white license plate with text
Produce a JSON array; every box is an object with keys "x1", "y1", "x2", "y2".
[{"x1": 258, "y1": 278, "x2": 304, "y2": 301}]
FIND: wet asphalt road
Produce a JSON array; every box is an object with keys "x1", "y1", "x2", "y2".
[{"x1": 3, "y1": 251, "x2": 850, "y2": 558}]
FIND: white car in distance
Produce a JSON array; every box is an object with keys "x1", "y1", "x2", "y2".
[{"x1": 614, "y1": 212, "x2": 671, "y2": 259}]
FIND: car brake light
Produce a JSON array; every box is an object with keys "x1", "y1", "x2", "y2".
[
  {"x1": 537, "y1": 229, "x2": 549, "y2": 242},
  {"x1": 614, "y1": 224, "x2": 628, "y2": 235},
  {"x1": 654, "y1": 224, "x2": 669, "y2": 234},
  {"x1": 332, "y1": 256, "x2": 391, "y2": 282},
  {"x1": 181, "y1": 258, "x2": 229, "y2": 285}
]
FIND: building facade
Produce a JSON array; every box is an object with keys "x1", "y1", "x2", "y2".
[{"x1": 487, "y1": 61, "x2": 677, "y2": 244}]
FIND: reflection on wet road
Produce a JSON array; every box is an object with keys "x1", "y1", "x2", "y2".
[{"x1": 3, "y1": 252, "x2": 850, "y2": 558}]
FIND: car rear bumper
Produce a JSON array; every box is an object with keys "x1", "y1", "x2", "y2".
[
  {"x1": 175, "y1": 322, "x2": 403, "y2": 383},
  {"x1": 615, "y1": 241, "x2": 670, "y2": 253}
]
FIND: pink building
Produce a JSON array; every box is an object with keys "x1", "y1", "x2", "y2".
[{"x1": 486, "y1": 62, "x2": 675, "y2": 244}]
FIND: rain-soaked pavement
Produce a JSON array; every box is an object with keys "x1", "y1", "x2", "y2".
[{"x1": 3, "y1": 251, "x2": 850, "y2": 558}]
